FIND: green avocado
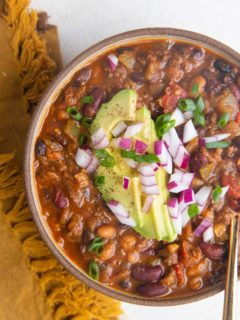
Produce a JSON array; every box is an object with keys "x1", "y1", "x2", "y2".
[
  {"x1": 91, "y1": 89, "x2": 137, "y2": 138},
  {"x1": 92, "y1": 89, "x2": 176, "y2": 242}
]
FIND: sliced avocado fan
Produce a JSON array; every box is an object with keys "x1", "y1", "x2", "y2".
[{"x1": 91, "y1": 89, "x2": 177, "y2": 242}]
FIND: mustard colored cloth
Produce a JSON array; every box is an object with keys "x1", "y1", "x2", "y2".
[{"x1": 0, "y1": 0, "x2": 122, "y2": 319}]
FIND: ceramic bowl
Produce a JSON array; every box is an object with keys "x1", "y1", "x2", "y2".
[{"x1": 24, "y1": 28, "x2": 240, "y2": 306}]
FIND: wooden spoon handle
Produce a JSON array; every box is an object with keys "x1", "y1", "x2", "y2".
[{"x1": 222, "y1": 215, "x2": 239, "y2": 320}]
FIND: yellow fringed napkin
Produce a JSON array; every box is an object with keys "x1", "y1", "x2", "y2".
[{"x1": 0, "y1": 1, "x2": 122, "y2": 319}]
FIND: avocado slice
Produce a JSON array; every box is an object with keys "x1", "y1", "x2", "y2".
[
  {"x1": 91, "y1": 89, "x2": 137, "y2": 138},
  {"x1": 92, "y1": 89, "x2": 177, "y2": 242}
]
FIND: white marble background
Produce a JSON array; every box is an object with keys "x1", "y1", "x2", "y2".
[{"x1": 31, "y1": 0, "x2": 240, "y2": 319}]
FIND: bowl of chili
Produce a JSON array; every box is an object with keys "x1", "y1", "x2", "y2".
[{"x1": 24, "y1": 28, "x2": 240, "y2": 306}]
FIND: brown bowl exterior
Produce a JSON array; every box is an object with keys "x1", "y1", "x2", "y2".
[{"x1": 24, "y1": 28, "x2": 240, "y2": 306}]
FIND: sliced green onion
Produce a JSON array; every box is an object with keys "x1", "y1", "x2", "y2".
[
  {"x1": 191, "y1": 83, "x2": 199, "y2": 95},
  {"x1": 66, "y1": 106, "x2": 82, "y2": 121},
  {"x1": 94, "y1": 175, "x2": 105, "y2": 186},
  {"x1": 206, "y1": 141, "x2": 230, "y2": 149},
  {"x1": 188, "y1": 204, "x2": 199, "y2": 219},
  {"x1": 178, "y1": 99, "x2": 196, "y2": 112},
  {"x1": 218, "y1": 113, "x2": 230, "y2": 129},
  {"x1": 78, "y1": 134, "x2": 88, "y2": 147},
  {"x1": 196, "y1": 96, "x2": 205, "y2": 112},
  {"x1": 155, "y1": 113, "x2": 175, "y2": 138},
  {"x1": 82, "y1": 95, "x2": 94, "y2": 104},
  {"x1": 88, "y1": 237, "x2": 105, "y2": 255},
  {"x1": 212, "y1": 185, "x2": 222, "y2": 203},
  {"x1": 193, "y1": 110, "x2": 205, "y2": 127},
  {"x1": 120, "y1": 150, "x2": 159, "y2": 163},
  {"x1": 95, "y1": 149, "x2": 116, "y2": 167},
  {"x1": 88, "y1": 260, "x2": 100, "y2": 280},
  {"x1": 82, "y1": 117, "x2": 92, "y2": 128}
]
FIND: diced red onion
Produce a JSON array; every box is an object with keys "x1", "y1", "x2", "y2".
[
  {"x1": 107, "y1": 53, "x2": 119, "y2": 71},
  {"x1": 94, "y1": 135, "x2": 109, "y2": 149},
  {"x1": 219, "y1": 186, "x2": 229, "y2": 199},
  {"x1": 91, "y1": 127, "x2": 105, "y2": 146},
  {"x1": 163, "y1": 128, "x2": 182, "y2": 158},
  {"x1": 203, "y1": 226, "x2": 214, "y2": 242},
  {"x1": 137, "y1": 164, "x2": 156, "y2": 176},
  {"x1": 154, "y1": 140, "x2": 173, "y2": 174},
  {"x1": 111, "y1": 121, "x2": 127, "y2": 137},
  {"x1": 140, "y1": 174, "x2": 157, "y2": 187},
  {"x1": 171, "y1": 214, "x2": 182, "y2": 235},
  {"x1": 178, "y1": 188, "x2": 195, "y2": 213},
  {"x1": 193, "y1": 218, "x2": 213, "y2": 237},
  {"x1": 195, "y1": 185, "x2": 212, "y2": 207},
  {"x1": 142, "y1": 196, "x2": 154, "y2": 213},
  {"x1": 86, "y1": 156, "x2": 99, "y2": 174},
  {"x1": 171, "y1": 108, "x2": 186, "y2": 127},
  {"x1": 174, "y1": 145, "x2": 190, "y2": 170},
  {"x1": 123, "y1": 176, "x2": 130, "y2": 189},
  {"x1": 116, "y1": 214, "x2": 136, "y2": 227},
  {"x1": 54, "y1": 190, "x2": 69, "y2": 209},
  {"x1": 182, "y1": 207, "x2": 191, "y2": 228},
  {"x1": 142, "y1": 185, "x2": 160, "y2": 195},
  {"x1": 184, "y1": 111, "x2": 193, "y2": 120},
  {"x1": 75, "y1": 148, "x2": 92, "y2": 169},
  {"x1": 119, "y1": 137, "x2": 132, "y2": 150},
  {"x1": 124, "y1": 123, "x2": 143, "y2": 138},
  {"x1": 167, "y1": 198, "x2": 179, "y2": 218},
  {"x1": 183, "y1": 120, "x2": 198, "y2": 144},
  {"x1": 107, "y1": 200, "x2": 129, "y2": 217},
  {"x1": 167, "y1": 181, "x2": 189, "y2": 193},
  {"x1": 124, "y1": 158, "x2": 138, "y2": 169},
  {"x1": 134, "y1": 140, "x2": 148, "y2": 154},
  {"x1": 199, "y1": 133, "x2": 230, "y2": 147},
  {"x1": 170, "y1": 170, "x2": 194, "y2": 188}
]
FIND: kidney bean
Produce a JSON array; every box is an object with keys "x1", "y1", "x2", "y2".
[
  {"x1": 199, "y1": 242, "x2": 226, "y2": 261},
  {"x1": 35, "y1": 139, "x2": 46, "y2": 157},
  {"x1": 82, "y1": 87, "x2": 105, "y2": 118},
  {"x1": 53, "y1": 190, "x2": 69, "y2": 209},
  {"x1": 131, "y1": 265, "x2": 163, "y2": 283},
  {"x1": 75, "y1": 67, "x2": 92, "y2": 83},
  {"x1": 214, "y1": 59, "x2": 232, "y2": 73},
  {"x1": 131, "y1": 72, "x2": 145, "y2": 84},
  {"x1": 136, "y1": 283, "x2": 169, "y2": 297}
]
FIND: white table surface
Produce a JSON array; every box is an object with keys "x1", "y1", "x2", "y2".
[{"x1": 31, "y1": 0, "x2": 240, "y2": 319}]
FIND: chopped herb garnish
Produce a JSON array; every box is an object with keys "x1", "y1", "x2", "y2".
[
  {"x1": 196, "y1": 96, "x2": 205, "y2": 112},
  {"x1": 120, "y1": 150, "x2": 159, "y2": 163},
  {"x1": 88, "y1": 260, "x2": 100, "y2": 280},
  {"x1": 95, "y1": 149, "x2": 116, "y2": 167},
  {"x1": 66, "y1": 106, "x2": 82, "y2": 121},
  {"x1": 88, "y1": 237, "x2": 105, "y2": 255},
  {"x1": 155, "y1": 113, "x2": 175, "y2": 138},
  {"x1": 178, "y1": 99, "x2": 196, "y2": 112},
  {"x1": 94, "y1": 175, "x2": 105, "y2": 186},
  {"x1": 193, "y1": 110, "x2": 205, "y2": 127},
  {"x1": 188, "y1": 204, "x2": 199, "y2": 219},
  {"x1": 218, "y1": 112, "x2": 230, "y2": 129},
  {"x1": 82, "y1": 117, "x2": 92, "y2": 128},
  {"x1": 82, "y1": 95, "x2": 94, "y2": 104},
  {"x1": 192, "y1": 83, "x2": 199, "y2": 95},
  {"x1": 212, "y1": 185, "x2": 222, "y2": 203},
  {"x1": 206, "y1": 141, "x2": 230, "y2": 149},
  {"x1": 78, "y1": 134, "x2": 88, "y2": 147}
]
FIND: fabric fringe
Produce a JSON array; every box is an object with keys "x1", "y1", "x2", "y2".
[
  {"x1": 3, "y1": 0, "x2": 56, "y2": 110},
  {"x1": 0, "y1": 0, "x2": 122, "y2": 319}
]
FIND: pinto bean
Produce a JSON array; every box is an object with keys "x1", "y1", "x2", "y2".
[
  {"x1": 82, "y1": 87, "x2": 105, "y2": 118},
  {"x1": 136, "y1": 283, "x2": 169, "y2": 297},
  {"x1": 131, "y1": 265, "x2": 163, "y2": 283},
  {"x1": 97, "y1": 225, "x2": 116, "y2": 239},
  {"x1": 199, "y1": 242, "x2": 226, "y2": 261}
]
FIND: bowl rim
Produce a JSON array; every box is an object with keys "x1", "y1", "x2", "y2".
[{"x1": 24, "y1": 27, "x2": 239, "y2": 306}]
